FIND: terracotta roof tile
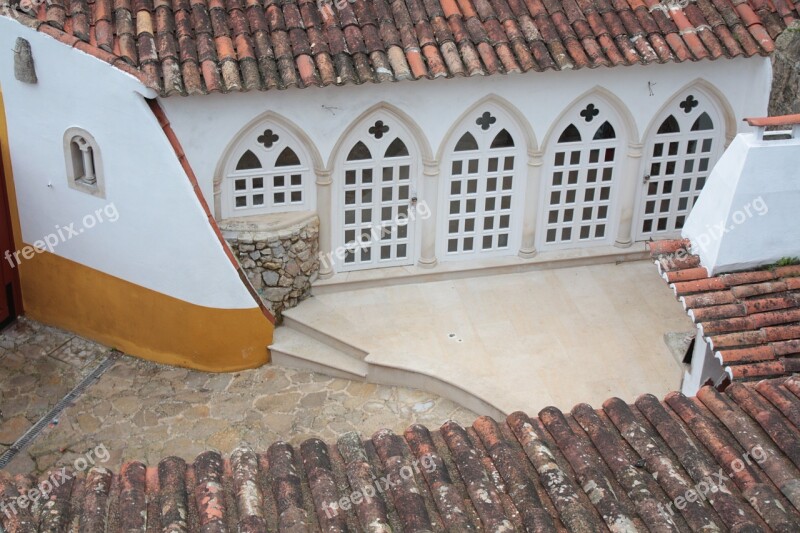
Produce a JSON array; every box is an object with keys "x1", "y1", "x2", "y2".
[
  {"x1": 650, "y1": 239, "x2": 800, "y2": 384},
  {"x1": 6, "y1": 0, "x2": 782, "y2": 94},
  {"x1": 6, "y1": 376, "x2": 800, "y2": 530}
]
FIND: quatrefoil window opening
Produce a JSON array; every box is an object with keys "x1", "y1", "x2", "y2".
[
  {"x1": 369, "y1": 120, "x2": 390, "y2": 139},
  {"x1": 258, "y1": 129, "x2": 280, "y2": 149},
  {"x1": 679, "y1": 95, "x2": 699, "y2": 114},
  {"x1": 476, "y1": 111, "x2": 497, "y2": 131},
  {"x1": 580, "y1": 104, "x2": 600, "y2": 122}
]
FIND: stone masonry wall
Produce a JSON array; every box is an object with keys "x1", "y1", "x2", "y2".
[
  {"x1": 224, "y1": 216, "x2": 319, "y2": 320},
  {"x1": 770, "y1": 22, "x2": 800, "y2": 116}
]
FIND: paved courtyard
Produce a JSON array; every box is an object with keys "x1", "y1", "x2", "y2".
[
  {"x1": 0, "y1": 319, "x2": 474, "y2": 476},
  {"x1": 288, "y1": 260, "x2": 694, "y2": 413},
  {"x1": 0, "y1": 261, "x2": 692, "y2": 477}
]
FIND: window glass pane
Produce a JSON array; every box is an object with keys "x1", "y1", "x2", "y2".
[
  {"x1": 490, "y1": 129, "x2": 514, "y2": 148},
  {"x1": 454, "y1": 132, "x2": 479, "y2": 151},
  {"x1": 347, "y1": 141, "x2": 372, "y2": 161},
  {"x1": 275, "y1": 147, "x2": 301, "y2": 166},
  {"x1": 236, "y1": 150, "x2": 261, "y2": 170},
  {"x1": 558, "y1": 124, "x2": 581, "y2": 143},
  {"x1": 384, "y1": 138, "x2": 409, "y2": 157},
  {"x1": 691, "y1": 112, "x2": 714, "y2": 131},
  {"x1": 593, "y1": 121, "x2": 616, "y2": 140},
  {"x1": 657, "y1": 115, "x2": 680, "y2": 135}
]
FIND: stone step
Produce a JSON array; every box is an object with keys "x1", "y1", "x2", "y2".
[
  {"x1": 282, "y1": 300, "x2": 368, "y2": 361},
  {"x1": 270, "y1": 326, "x2": 368, "y2": 381},
  {"x1": 312, "y1": 244, "x2": 649, "y2": 294}
]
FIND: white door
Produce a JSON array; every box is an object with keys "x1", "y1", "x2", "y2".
[
  {"x1": 635, "y1": 93, "x2": 724, "y2": 240},
  {"x1": 539, "y1": 101, "x2": 623, "y2": 250},
  {"x1": 338, "y1": 119, "x2": 417, "y2": 271},
  {"x1": 440, "y1": 109, "x2": 524, "y2": 259}
]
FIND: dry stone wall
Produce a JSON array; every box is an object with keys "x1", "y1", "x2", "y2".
[{"x1": 222, "y1": 214, "x2": 319, "y2": 320}]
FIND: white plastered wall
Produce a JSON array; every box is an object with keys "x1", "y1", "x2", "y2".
[
  {"x1": 161, "y1": 56, "x2": 771, "y2": 215},
  {"x1": 682, "y1": 132, "x2": 800, "y2": 274},
  {"x1": 0, "y1": 18, "x2": 255, "y2": 309}
]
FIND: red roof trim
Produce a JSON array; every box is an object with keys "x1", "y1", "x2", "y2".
[
  {"x1": 147, "y1": 99, "x2": 275, "y2": 324},
  {"x1": 745, "y1": 114, "x2": 800, "y2": 127},
  {"x1": 650, "y1": 239, "x2": 800, "y2": 382}
]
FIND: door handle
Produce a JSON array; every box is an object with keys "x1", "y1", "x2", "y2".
[{"x1": 643, "y1": 174, "x2": 651, "y2": 183}]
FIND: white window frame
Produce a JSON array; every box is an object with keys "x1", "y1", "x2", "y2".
[
  {"x1": 537, "y1": 100, "x2": 625, "y2": 251},
  {"x1": 223, "y1": 123, "x2": 315, "y2": 219},
  {"x1": 437, "y1": 105, "x2": 526, "y2": 261},
  {"x1": 333, "y1": 112, "x2": 422, "y2": 273},
  {"x1": 633, "y1": 90, "x2": 725, "y2": 241},
  {"x1": 64, "y1": 127, "x2": 105, "y2": 198}
]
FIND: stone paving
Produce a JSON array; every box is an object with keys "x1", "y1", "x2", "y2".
[
  {"x1": 0, "y1": 319, "x2": 112, "y2": 456},
  {"x1": 0, "y1": 319, "x2": 475, "y2": 476}
]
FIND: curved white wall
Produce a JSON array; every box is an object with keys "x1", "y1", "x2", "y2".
[{"x1": 0, "y1": 19, "x2": 256, "y2": 309}]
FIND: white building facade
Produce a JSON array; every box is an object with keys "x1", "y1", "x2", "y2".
[{"x1": 163, "y1": 57, "x2": 770, "y2": 278}]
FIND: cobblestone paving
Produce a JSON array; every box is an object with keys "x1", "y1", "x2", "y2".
[
  {"x1": 0, "y1": 319, "x2": 112, "y2": 457},
  {"x1": 0, "y1": 320, "x2": 476, "y2": 475}
]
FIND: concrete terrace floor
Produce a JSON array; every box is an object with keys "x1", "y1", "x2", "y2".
[{"x1": 291, "y1": 259, "x2": 693, "y2": 413}]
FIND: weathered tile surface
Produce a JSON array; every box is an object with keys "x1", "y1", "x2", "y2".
[
  {"x1": 0, "y1": 0, "x2": 790, "y2": 96},
  {"x1": 650, "y1": 238, "x2": 800, "y2": 383}
]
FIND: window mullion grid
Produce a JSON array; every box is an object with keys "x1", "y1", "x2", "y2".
[
  {"x1": 392, "y1": 158, "x2": 411, "y2": 262},
  {"x1": 342, "y1": 164, "x2": 361, "y2": 266},
  {"x1": 483, "y1": 153, "x2": 504, "y2": 251},
  {"x1": 592, "y1": 139, "x2": 615, "y2": 241},
  {"x1": 359, "y1": 165, "x2": 376, "y2": 266},
  {"x1": 380, "y1": 161, "x2": 398, "y2": 263}
]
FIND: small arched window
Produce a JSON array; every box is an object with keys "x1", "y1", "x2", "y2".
[
  {"x1": 64, "y1": 128, "x2": 104, "y2": 197},
  {"x1": 224, "y1": 122, "x2": 313, "y2": 218}
]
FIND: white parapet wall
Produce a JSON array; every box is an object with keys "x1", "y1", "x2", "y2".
[{"x1": 682, "y1": 124, "x2": 800, "y2": 274}]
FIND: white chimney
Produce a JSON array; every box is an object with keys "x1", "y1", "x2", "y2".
[{"x1": 682, "y1": 115, "x2": 800, "y2": 275}]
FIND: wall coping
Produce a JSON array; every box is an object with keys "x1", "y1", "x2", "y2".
[{"x1": 219, "y1": 211, "x2": 318, "y2": 242}]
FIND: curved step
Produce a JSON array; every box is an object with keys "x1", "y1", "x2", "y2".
[
  {"x1": 270, "y1": 327, "x2": 367, "y2": 381},
  {"x1": 282, "y1": 301, "x2": 368, "y2": 360}
]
